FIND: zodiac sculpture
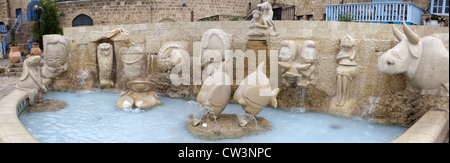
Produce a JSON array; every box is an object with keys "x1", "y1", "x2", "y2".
[
  {"x1": 121, "y1": 43, "x2": 146, "y2": 77},
  {"x1": 97, "y1": 43, "x2": 114, "y2": 88},
  {"x1": 335, "y1": 35, "x2": 358, "y2": 107},
  {"x1": 16, "y1": 56, "x2": 47, "y2": 105},
  {"x1": 200, "y1": 29, "x2": 232, "y2": 77},
  {"x1": 116, "y1": 80, "x2": 161, "y2": 110},
  {"x1": 378, "y1": 23, "x2": 449, "y2": 96},
  {"x1": 233, "y1": 62, "x2": 279, "y2": 126},
  {"x1": 157, "y1": 43, "x2": 185, "y2": 72},
  {"x1": 248, "y1": 2, "x2": 278, "y2": 36},
  {"x1": 279, "y1": 40, "x2": 317, "y2": 87},
  {"x1": 42, "y1": 35, "x2": 69, "y2": 79}
]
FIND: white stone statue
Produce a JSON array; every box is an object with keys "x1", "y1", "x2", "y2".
[
  {"x1": 278, "y1": 40, "x2": 317, "y2": 87},
  {"x1": 157, "y1": 43, "x2": 185, "y2": 72},
  {"x1": 193, "y1": 63, "x2": 231, "y2": 126},
  {"x1": 97, "y1": 43, "x2": 114, "y2": 88},
  {"x1": 120, "y1": 43, "x2": 146, "y2": 78},
  {"x1": 200, "y1": 29, "x2": 232, "y2": 78},
  {"x1": 335, "y1": 35, "x2": 358, "y2": 107},
  {"x1": 42, "y1": 35, "x2": 69, "y2": 79},
  {"x1": 378, "y1": 23, "x2": 449, "y2": 96},
  {"x1": 233, "y1": 62, "x2": 279, "y2": 126},
  {"x1": 196, "y1": 63, "x2": 231, "y2": 116},
  {"x1": 16, "y1": 56, "x2": 47, "y2": 105},
  {"x1": 248, "y1": 2, "x2": 278, "y2": 37},
  {"x1": 116, "y1": 80, "x2": 161, "y2": 110},
  {"x1": 279, "y1": 40, "x2": 300, "y2": 86}
]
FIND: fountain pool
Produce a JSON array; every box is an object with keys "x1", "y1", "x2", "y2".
[{"x1": 19, "y1": 91, "x2": 407, "y2": 143}]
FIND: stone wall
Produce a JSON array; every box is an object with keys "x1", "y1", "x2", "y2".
[
  {"x1": 56, "y1": 0, "x2": 262, "y2": 28},
  {"x1": 61, "y1": 20, "x2": 449, "y2": 121},
  {"x1": 0, "y1": 0, "x2": 9, "y2": 26},
  {"x1": 56, "y1": 0, "x2": 153, "y2": 28},
  {"x1": 6, "y1": 0, "x2": 32, "y2": 23}
]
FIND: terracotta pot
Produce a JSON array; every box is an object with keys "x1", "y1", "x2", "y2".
[
  {"x1": 30, "y1": 43, "x2": 42, "y2": 56},
  {"x1": 8, "y1": 46, "x2": 21, "y2": 64}
]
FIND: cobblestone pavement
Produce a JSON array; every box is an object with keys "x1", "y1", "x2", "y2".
[{"x1": 0, "y1": 59, "x2": 19, "y2": 99}]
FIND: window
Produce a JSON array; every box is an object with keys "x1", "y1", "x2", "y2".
[
  {"x1": 72, "y1": 14, "x2": 93, "y2": 27},
  {"x1": 431, "y1": 0, "x2": 449, "y2": 15}
]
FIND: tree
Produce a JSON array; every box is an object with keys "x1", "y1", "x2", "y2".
[{"x1": 31, "y1": 0, "x2": 65, "y2": 49}]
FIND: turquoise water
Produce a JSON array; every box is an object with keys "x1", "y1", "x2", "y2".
[{"x1": 19, "y1": 91, "x2": 407, "y2": 143}]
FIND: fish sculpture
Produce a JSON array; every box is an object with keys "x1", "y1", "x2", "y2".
[
  {"x1": 196, "y1": 63, "x2": 232, "y2": 117},
  {"x1": 233, "y1": 62, "x2": 279, "y2": 126}
]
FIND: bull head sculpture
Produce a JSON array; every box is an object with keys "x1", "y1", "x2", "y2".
[{"x1": 378, "y1": 22, "x2": 423, "y2": 79}]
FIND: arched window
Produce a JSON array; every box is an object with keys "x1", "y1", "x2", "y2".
[{"x1": 72, "y1": 14, "x2": 93, "y2": 27}]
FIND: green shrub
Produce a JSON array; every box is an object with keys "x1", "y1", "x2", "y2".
[
  {"x1": 31, "y1": 0, "x2": 64, "y2": 49},
  {"x1": 338, "y1": 13, "x2": 353, "y2": 22}
]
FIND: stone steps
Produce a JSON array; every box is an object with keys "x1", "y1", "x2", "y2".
[{"x1": 5, "y1": 62, "x2": 23, "y2": 77}]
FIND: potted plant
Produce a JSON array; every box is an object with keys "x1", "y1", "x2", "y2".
[
  {"x1": 425, "y1": 15, "x2": 441, "y2": 26},
  {"x1": 437, "y1": 16, "x2": 448, "y2": 27},
  {"x1": 8, "y1": 28, "x2": 21, "y2": 64}
]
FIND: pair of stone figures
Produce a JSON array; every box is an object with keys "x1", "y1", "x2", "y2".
[{"x1": 278, "y1": 36, "x2": 358, "y2": 107}]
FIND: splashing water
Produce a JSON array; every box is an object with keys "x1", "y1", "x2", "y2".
[
  {"x1": 236, "y1": 113, "x2": 258, "y2": 128},
  {"x1": 362, "y1": 96, "x2": 381, "y2": 119},
  {"x1": 296, "y1": 84, "x2": 307, "y2": 109},
  {"x1": 231, "y1": 13, "x2": 253, "y2": 36},
  {"x1": 122, "y1": 100, "x2": 132, "y2": 109},
  {"x1": 186, "y1": 101, "x2": 216, "y2": 120},
  {"x1": 76, "y1": 69, "x2": 90, "y2": 87},
  {"x1": 185, "y1": 101, "x2": 221, "y2": 130}
]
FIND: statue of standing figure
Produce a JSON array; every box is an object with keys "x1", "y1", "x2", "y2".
[
  {"x1": 97, "y1": 43, "x2": 114, "y2": 88},
  {"x1": 335, "y1": 35, "x2": 358, "y2": 107}
]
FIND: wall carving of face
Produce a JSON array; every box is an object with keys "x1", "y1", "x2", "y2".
[{"x1": 43, "y1": 35, "x2": 69, "y2": 79}]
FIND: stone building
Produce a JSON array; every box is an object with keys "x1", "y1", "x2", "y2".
[
  {"x1": 1, "y1": 0, "x2": 36, "y2": 26},
  {"x1": 0, "y1": 0, "x2": 446, "y2": 28}
]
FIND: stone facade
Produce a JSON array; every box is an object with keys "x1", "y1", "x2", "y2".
[
  {"x1": 0, "y1": 0, "x2": 9, "y2": 26},
  {"x1": 0, "y1": 0, "x2": 441, "y2": 28},
  {"x1": 1, "y1": 0, "x2": 34, "y2": 25},
  {"x1": 56, "y1": 0, "x2": 262, "y2": 27}
]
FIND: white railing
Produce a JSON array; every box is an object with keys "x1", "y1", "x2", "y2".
[{"x1": 326, "y1": 2, "x2": 424, "y2": 25}]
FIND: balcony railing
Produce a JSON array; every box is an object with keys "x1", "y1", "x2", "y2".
[{"x1": 326, "y1": 2, "x2": 424, "y2": 25}]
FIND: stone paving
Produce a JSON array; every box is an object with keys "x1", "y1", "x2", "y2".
[{"x1": 0, "y1": 59, "x2": 19, "y2": 100}]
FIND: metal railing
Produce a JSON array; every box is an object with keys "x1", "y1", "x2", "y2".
[
  {"x1": 326, "y1": 2, "x2": 424, "y2": 25},
  {"x1": 1, "y1": 13, "x2": 23, "y2": 58}
]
